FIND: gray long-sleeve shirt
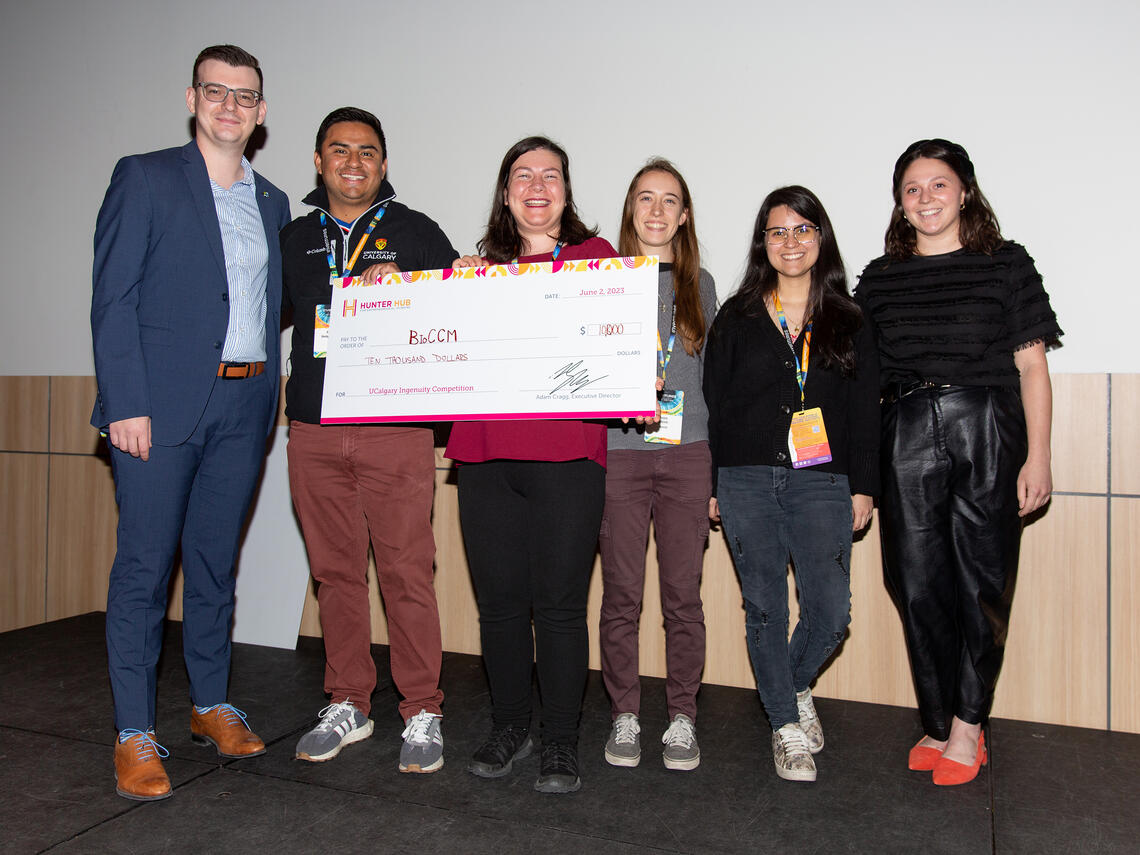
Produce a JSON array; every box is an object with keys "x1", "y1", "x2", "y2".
[{"x1": 607, "y1": 264, "x2": 717, "y2": 450}]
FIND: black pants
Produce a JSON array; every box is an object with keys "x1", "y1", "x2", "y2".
[
  {"x1": 458, "y1": 459, "x2": 605, "y2": 744},
  {"x1": 879, "y1": 386, "x2": 1027, "y2": 741}
]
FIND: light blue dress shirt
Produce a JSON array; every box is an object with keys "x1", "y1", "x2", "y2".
[{"x1": 211, "y1": 158, "x2": 269, "y2": 362}]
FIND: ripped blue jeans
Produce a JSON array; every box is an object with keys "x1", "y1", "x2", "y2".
[{"x1": 718, "y1": 466, "x2": 853, "y2": 730}]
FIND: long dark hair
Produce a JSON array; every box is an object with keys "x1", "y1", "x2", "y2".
[
  {"x1": 477, "y1": 136, "x2": 598, "y2": 262},
  {"x1": 884, "y1": 138, "x2": 1003, "y2": 260},
  {"x1": 618, "y1": 159, "x2": 706, "y2": 356},
  {"x1": 735, "y1": 185, "x2": 862, "y2": 375}
]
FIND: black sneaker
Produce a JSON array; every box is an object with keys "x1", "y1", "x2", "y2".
[
  {"x1": 534, "y1": 742, "x2": 582, "y2": 794},
  {"x1": 467, "y1": 725, "x2": 534, "y2": 778}
]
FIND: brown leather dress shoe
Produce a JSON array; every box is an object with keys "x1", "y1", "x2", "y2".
[
  {"x1": 190, "y1": 704, "x2": 266, "y2": 758},
  {"x1": 114, "y1": 730, "x2": 172, "y2": 801}
]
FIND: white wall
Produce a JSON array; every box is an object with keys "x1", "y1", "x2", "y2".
[{"x1": 2, "y1": 0, "x2": 1136, "y2": 374}]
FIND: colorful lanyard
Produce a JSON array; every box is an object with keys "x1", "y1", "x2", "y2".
[
  {"x1": 773, "y1": 293, "x2": 812, "y2": 411},
  {"x1": 513, "y1": 240, "x2": 564, "y2": 264},
  {"x1": 656, "y1": 297, "x2": 677, "y2": 383},
  {"x1": 319, "y1": 204, "x2": 387, "y2": 278}
]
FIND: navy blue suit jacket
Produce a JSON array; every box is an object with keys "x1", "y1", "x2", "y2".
[{"x1": 91, "y1": 140, "x2": 291, "y2": 445}]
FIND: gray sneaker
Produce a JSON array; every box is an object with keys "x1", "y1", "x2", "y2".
[
  {"x1": 661, "y1": 714, "x2": 700, "y2": 770},
  {"x1": 295, "y1": 700, "x2": 373, "y2": 762},
  {"x1": 796, "y1": 688, "x2": 824, "y2": 754},
  {"x1": 400, "y1": 709, "x2": 443, "y2": 773},
  {"x1": 772, "y1": 722, "x2": 817, "y2": 782},
  {"x1": 604, "y1": 712, "x2": 641, "y2": 767}
]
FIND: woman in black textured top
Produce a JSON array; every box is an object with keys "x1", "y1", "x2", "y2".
[
  {"x1": 855, "y1": 139, "x2": 1062, "y2": 786},
  {"x1": 704, "y1": 186, "x2": 879, "y2": 783}
]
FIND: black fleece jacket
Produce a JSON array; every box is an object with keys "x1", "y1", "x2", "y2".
[{"x1": 280, "y1": 180, "x2": 458, "y2": 423}]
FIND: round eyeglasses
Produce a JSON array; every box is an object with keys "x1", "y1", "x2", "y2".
[
  {"x1": 764, "y1": 224, "x2": 819, "y2": 245},
  {"x1": 196, "y1": 82, "x2": 262, "y2": 109}
]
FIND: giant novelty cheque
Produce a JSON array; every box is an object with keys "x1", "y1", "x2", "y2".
[{"x1": 320, "y1": 256, "x2": 660, "y2": 423}]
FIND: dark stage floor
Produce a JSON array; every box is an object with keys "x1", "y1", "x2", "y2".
[{"x1": 1, "y1": 613, "x2": 1135, "y2": 854}]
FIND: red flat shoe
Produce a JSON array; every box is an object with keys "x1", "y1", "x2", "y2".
[
  {"x1": 908, "y1": 740, "x2": 943, "y2": 771},
  {"x1": 932, "y1": 733, "x2": 987, "y2": 785}
]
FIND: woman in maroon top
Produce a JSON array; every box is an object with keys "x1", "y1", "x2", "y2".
[{"x1": 447, "y1": 136, "x2": 616, "y2": 794}]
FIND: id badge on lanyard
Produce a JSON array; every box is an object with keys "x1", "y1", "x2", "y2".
[
  {"x1": 774, "y1": 295, "x2": 832, "y2": 468},
  {"x1": 645, "y1": 299, "x2": 683, "y2": 444},
  {"x1": 789, "y1": 406, "x2": 831, "y2": 467}
]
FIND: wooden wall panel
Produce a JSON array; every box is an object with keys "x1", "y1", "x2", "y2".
[
  {"x1": 993, "y1": 496, "x2": 1108, "y2": 728},
  {"x1": 0, "y1": 376, "x2": 49, "y2": 452},
  {"x1": 695, "y1": 540, "x2": 753, "y2": 688},
  {"x1": 298, "y1": 578, "x2": 321, "y2": 637},
  {"x1": 166, "y1": 573, "x2": 184, "y2": 620},
  {"x1": 49, "y1": 376, "x2": 100, "y2": 454},
  {"x1": 276, "y1": 375, "x2": 289, "y2": 427},
  {"x1": 1110, "y1": 497, "x2": 1140, "y2": 734},
  {"x1": 46, "y1": 455, "x2": 117, "y2": 621},
  {"x1": 813, "y1": 519, "x2": 915, "y2": 708},
  {"x1": 1051, "y1": 373, "x2": 1107, "y2": 494},
  {"x1": 1110, "y1": 374, "x2": 1140, "y2": 494},
  {"x1": 433, "y1": 467, "x2": 480, "y2": 655},
  {"x1": 0, "y1": 454, "x2": 48, "y2": 631},
  {"x1": 6, "y1": 372, "x2": 1134, "y2": 733}
]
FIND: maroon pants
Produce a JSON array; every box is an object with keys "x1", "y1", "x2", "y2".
[
  {"x1": 287, "y1": 422, "x2": 443, "y2": 720},
  {"x1": 598, "y1": 442, "x2": 711, "y2": 720}
]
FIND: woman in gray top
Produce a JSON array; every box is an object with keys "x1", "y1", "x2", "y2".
[{"x1": 599, "y1": 159, "x2": 717, "y2": 772}]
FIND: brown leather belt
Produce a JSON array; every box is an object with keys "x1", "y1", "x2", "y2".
[{"x1": 217, "y1": 361, "x2": 265, "y2": 379}]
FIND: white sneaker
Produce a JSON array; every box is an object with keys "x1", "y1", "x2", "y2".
[
  {"x1": 772, "y1": 723, "x2": 817, "y2": 782},
  {"x1": 796, "y1": 688, "x2": 824, "y2": 754}
]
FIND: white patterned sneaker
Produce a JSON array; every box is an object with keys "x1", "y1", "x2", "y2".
[
  {"x1": 772, "y1": 722, "x2": 817, "y2": 782},
  {"x1": 661, "y1": 714, "x2": 700, "y2": 771},
  {"x1": 295, "y1": 700, "x2": 373, "y2": 762},
  {"x1": 400, "y1": 709, "x2": 443, "y2": 773},
  {"x1": 796, "y1": 688, "x2": 824, "y2": 754}
]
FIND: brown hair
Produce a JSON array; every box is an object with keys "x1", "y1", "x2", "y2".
[
  {"x1": 884, "y1": 138, "x2": 1003, "y2": 260},
  {"x1": 191, "y1": 44, "x2": 263, "y2": 93},
  {"x1": 477, "y1": 136, "x2": 597, "y2": 262},
  {"x1": 618, "y1": 159, "x2": 706, "y2": 356}
]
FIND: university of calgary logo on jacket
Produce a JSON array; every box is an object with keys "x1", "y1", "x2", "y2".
[{"x1": 374, "y1": 238, "x2": 387, "y2": 250}]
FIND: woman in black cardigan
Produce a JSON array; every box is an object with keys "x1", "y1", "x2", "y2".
[{"x1": 704, "y1": 186, "x2": 879, "y2": 784}]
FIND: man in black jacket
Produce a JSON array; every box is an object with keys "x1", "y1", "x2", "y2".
[{"x1": 281, "y1": 107, "x2": 458, "y2": 772}]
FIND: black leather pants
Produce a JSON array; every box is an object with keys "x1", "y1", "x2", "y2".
[{"x1": 879, "y1": 385, "x2": 1027, "y2": 741}]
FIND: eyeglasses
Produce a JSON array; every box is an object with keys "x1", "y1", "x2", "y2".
[
  {"x1": 196, "y1": 82, "x2": 262, "y2": 108},
  {"x1": 764, "y1": 224, "x2": 819, "y2": 245}
]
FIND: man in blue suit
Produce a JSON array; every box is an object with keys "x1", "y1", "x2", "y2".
[{"x1": 90, "y1": 44, "x2": 290, "y2": 802}]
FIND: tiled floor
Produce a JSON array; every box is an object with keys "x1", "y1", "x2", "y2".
[{"x1": 2, "y1": 613, "x2": 1135, "y2": 854}]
